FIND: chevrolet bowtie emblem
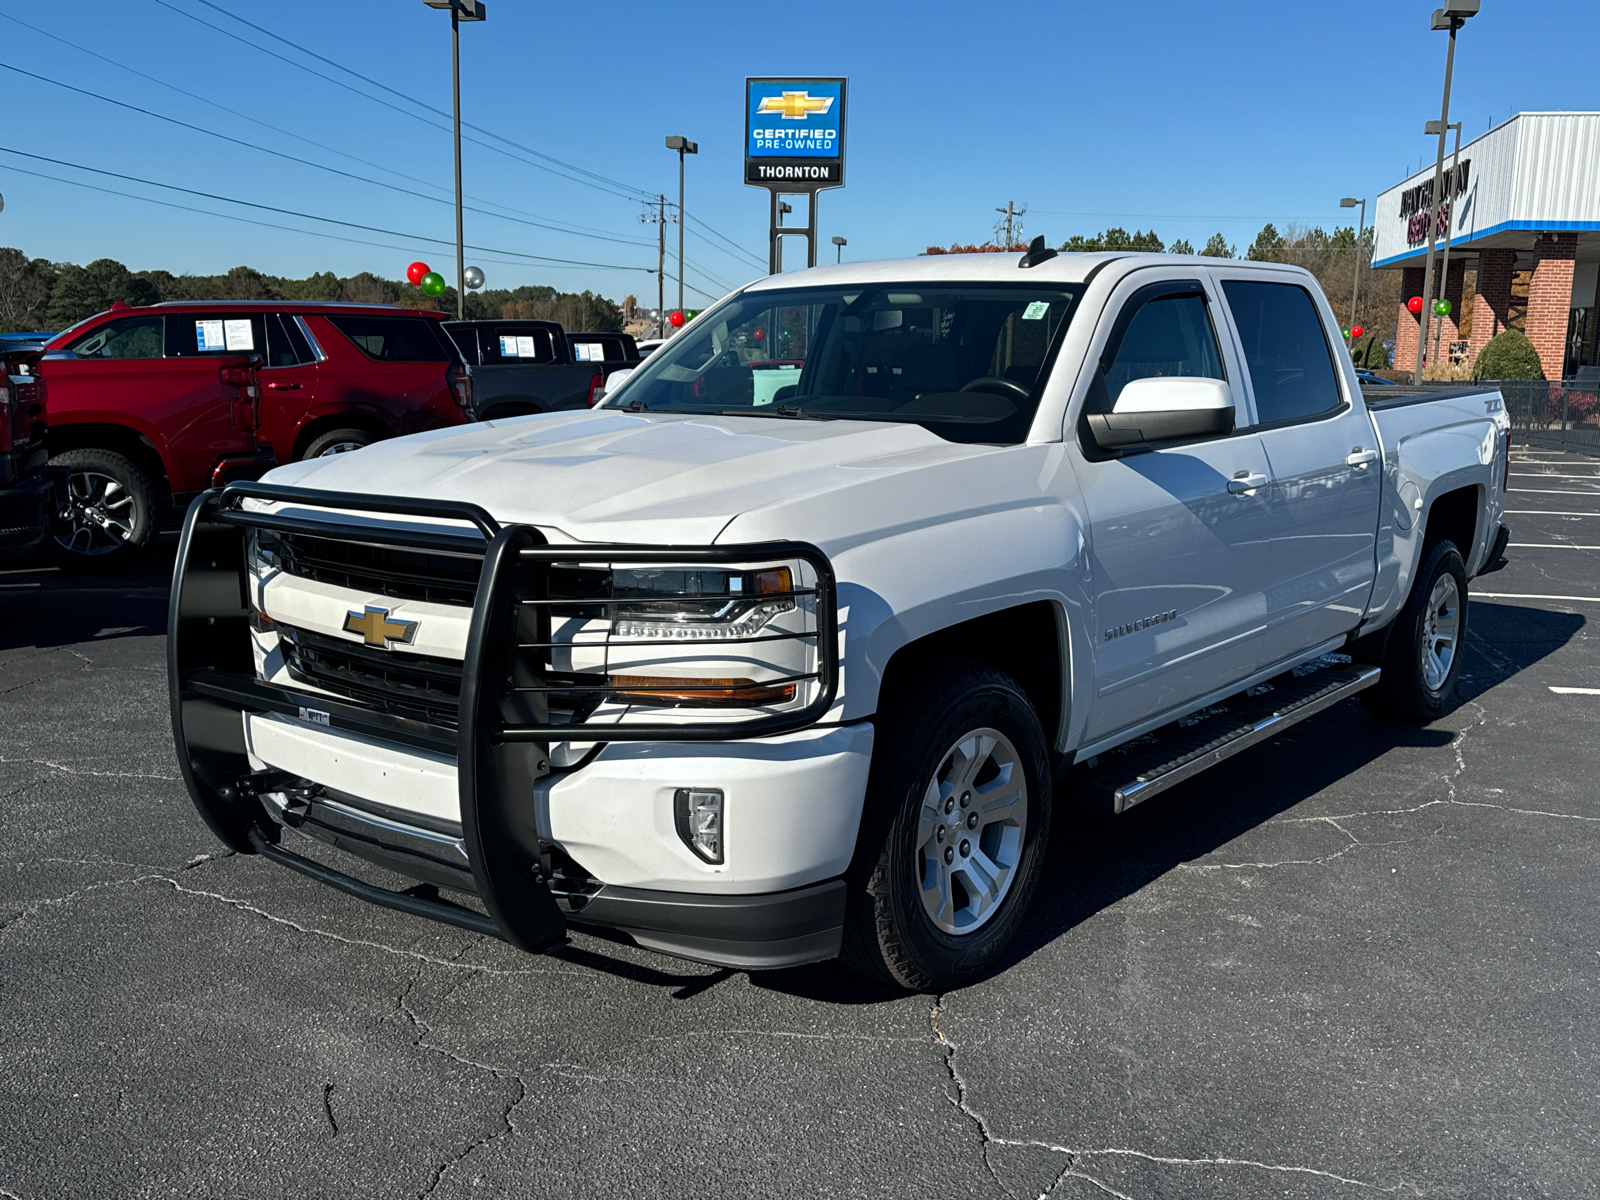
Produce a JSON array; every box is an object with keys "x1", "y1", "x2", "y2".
[
  {"x1": 756, "y1": 91, "x2": 834, "y2": 120},
  {"x1": 343, "y1": 605, "x2": 418, "y2": 649}
]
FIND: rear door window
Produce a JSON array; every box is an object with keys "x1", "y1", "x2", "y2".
[
  {"x1": 1221, "y1": 281, "x2": 1344, "y2": 424},
  {"x1": 166, "y1": 312, "x2": 266, "y2": 358},
  {"x1": 67, "y1": 315, "x2": 165, "y2": 359},
  {"x1": 480, "y1": 326, "x2": 556, "y2": 364},
  {"x1": 264, "y1": 313, "x2": 318, "y2": 366},
  {"x1": 325, "y1": 315, "x2": 455, "y2": 362}
]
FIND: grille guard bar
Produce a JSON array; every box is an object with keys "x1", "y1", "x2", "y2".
[{"x1": 168, "y1": 483, "x2": 841, "y2": 955}]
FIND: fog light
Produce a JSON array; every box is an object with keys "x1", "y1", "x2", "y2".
[{"x1": 674, "y1": 787, "x2": 724, "y2": 864}]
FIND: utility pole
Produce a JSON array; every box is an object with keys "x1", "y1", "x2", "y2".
[
  {"x1": 423, "y1": 0, "x2": 486, "y2": 320},
  {"x1": 995, "y1": 201, "x2": 1025, "y2": 249},
  {"x1": 1414, "y1": 2, "x2": 1478, "y2": 383},
  {"x1": 657, "y1": 194, "x2": 666, "y2": 336}
]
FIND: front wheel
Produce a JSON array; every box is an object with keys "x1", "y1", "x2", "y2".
[
  {"x1": 301, "y1": 428, "x2": 378, "y2": 460},
  {"x1": 1362, "y1": 539, "x2": 1468, "y2": 722},
  {"x1": 840, "y1": 664, "x2": 1051, "y2": 990}
]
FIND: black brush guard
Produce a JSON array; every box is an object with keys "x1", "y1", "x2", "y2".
[{"x1": 168, "y1": 482, "x2": 839, "y2": 954}]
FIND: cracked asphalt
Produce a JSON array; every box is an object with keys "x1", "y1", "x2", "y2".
[{"x1": 2, "y1": 446, "x2": 1598, "y2": 1199}]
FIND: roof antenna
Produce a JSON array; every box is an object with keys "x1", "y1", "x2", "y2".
[{"x1": 1018, "y1": 235, "x2": 1057, "y2": 269}]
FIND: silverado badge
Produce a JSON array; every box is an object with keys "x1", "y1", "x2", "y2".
[{"x1": 343, "y1": 605, "x2": 418, "y2": 649}]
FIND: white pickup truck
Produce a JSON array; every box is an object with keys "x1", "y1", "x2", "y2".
[{"x1": 168, "y1": 246, "x2": 1510, "y2": 990}]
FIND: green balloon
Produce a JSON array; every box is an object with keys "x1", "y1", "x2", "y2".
[
  {"x1": 1434, "y1": 299, "x2": 1452, "y2": 316},
  {"x1": 421, "y1": 271, "x2": 446, "y2": 297}
]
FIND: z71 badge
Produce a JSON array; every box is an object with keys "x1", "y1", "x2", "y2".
[{"x1": 1105, "y1": 609, "x2": 1178, "y2": 641}]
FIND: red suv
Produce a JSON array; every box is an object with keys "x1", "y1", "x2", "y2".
[{"x1": 40, "y1": 301, "x2": 472, "y2": 567}]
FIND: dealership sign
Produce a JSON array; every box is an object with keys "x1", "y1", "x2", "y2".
[
  {"x1": 1399, "y1": 159, "x2": 1472, "y2": 247},
  {"x1": 745, "y1": 78, "x2": 847, "y2": 187}
]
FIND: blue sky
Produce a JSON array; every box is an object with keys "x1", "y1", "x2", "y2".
[{"x1": 1, "y1": 0, "x2": 1595, "y2": 306}]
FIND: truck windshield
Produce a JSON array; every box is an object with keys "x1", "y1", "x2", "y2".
[{"x1": 607, "y1": 282, "x2": 1083, "y2": 444}]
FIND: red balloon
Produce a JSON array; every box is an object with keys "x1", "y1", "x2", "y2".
[
  {"x1": 1351, "y1": 324, "x2": 1364, "y2": 339},
  {"x1": 1407, "y1": 296, "x2": 1424, "y2": 314},
  {"x1": 668, "y1": 310, "x2": 686, "y2": 328},
  {"x1": 406, "y1": 261, "x2": 431, "y2": 286},
  {"x1": 752, "y1": 327, "x2": 765, "y2": 342}
]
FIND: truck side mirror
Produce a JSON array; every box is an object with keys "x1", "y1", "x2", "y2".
[{"x1": 1086, "y1": 376, "x2": 1234, "y2": 450}]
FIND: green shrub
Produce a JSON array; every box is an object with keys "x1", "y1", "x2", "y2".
[
  {"x1": 1472, "y1": 329, "x2": 1545, "y2": 380},
  {"x1": 1352, "y1": 333, "x2": 1388, "y2": 369}
]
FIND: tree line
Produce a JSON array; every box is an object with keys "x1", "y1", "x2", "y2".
[{"x1": 0, "y1": 247, "x2": 625, "y2": 334}]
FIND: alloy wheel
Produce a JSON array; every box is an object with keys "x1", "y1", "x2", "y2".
[
  {"x1": 1422, "y1": 573, "x2": 1460, "y2": 692},
  {"x1": 55, "y1": 469, "x2": 136, "y2": 556}
]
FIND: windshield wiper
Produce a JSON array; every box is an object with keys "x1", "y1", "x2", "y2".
[
  {"x1": 718, "y1": 406, "x2": 832, "y2": 421},
  {"x1": 625, "y1": 399, "x2": 651, "y2": 412}
]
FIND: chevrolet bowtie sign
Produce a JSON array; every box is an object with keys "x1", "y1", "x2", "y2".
[
  {"x1": 745, "y1": 77, "x2": 847, "y2": 188},
  {"x1": 343, "y1": 605, "x2": 419, "y2": 649}
]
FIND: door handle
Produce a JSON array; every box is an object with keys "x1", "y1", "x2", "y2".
[
  {"x1": 1347, "y1": 447, "x2": 1379, "y2": 467},
  {"x1": 265, "y1": 381, "x2": 302, "y2": 391},
  {"x1": 1227, "y1": 472, "x2": 1268, "y2": 495}
]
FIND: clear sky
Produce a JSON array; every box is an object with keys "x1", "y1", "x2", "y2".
[{"x1": 1, "y1": 0, "x2": 1595, "y2": 306}]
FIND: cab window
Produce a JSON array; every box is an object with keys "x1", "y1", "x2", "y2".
[
  {"x1": 66, "y1": 315, "x2": 165, "y2": 360},
  {"x1": 1101, "y1": 292, "x2": 1225, "y2": 407}
]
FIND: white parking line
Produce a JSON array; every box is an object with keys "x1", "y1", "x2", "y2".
[
  {"x1": 1508, "y1": 474, "x2": 1600, "y2": 482},
  {"x1": 1508, "y1": 543, "x2": 1600, "y2": 549},
  {"x1": 1507, "y1": 489, "x2": 1600, "y2": 496},
  {"x1": 1474, "y1": 592, "x2": 1600, "y2": 603},
  {"x1": 1505, "y1": 510, "x2": 1600, "y2": 516},
  {"x1": 1549, "y1": 687, "x2": 1600, "y2": 695}
]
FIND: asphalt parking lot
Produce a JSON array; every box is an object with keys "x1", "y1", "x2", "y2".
[{"x1": 2, "y1": 447, "x2": 1597, "y2": 1200}]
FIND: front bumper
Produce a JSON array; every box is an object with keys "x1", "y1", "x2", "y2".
[{"x1": 168, "y1": 482, "x2": 846, "y2": 969}]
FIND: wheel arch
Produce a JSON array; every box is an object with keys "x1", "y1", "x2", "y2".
[
  {"x1": 1421, "y1": 483, "x2": 1481, "y2": 566},
  {"x1": 46, "y1": 421, "x2": 172, "y2": 500},
  {"x1": 873, "y1": 600, "x2": 1069, "y2": 755},
  {"x1": 291, "y1": 411, "x2": 394, "y2": 461}
]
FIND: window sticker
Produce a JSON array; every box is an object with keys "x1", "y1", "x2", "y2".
[
  {"x1": 223, "y1": 319, "x2": 255, "y2": 351},
  {"x1": 573, "y1": 343, "x2": 591, "y2": 361},
  {"x1": 577, "y1": 342, "x2": 605, "y2": 361},
  {"x1": 1022, "y1": 301, "x2": 1051, "y2": 321},
  {"x1": 196, "y1": 320, "x2": 225, "y2": 351},
  {"x1": 516, "y1": 335, "x2": 537, "y2": 358},
  {"x1": 499, "y1": 335, "x2": 519, "y2": 357}
]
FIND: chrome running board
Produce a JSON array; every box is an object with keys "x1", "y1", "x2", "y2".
[{"x1": 1085, "y1": 665, "x2": 1382, "y2": 814}]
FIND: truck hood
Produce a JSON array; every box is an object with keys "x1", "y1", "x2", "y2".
[{"x1": 263, "y1": 409, "x2": 986, "y2": 543}]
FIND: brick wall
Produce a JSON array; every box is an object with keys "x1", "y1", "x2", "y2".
[
  {"x1": 1395, "y1": 266, "x2": 1425, "y2": 373},
  {"x1": 1526, "y1": 233, "x2": 1577, "y2": 380},
  {"x1": 1468, "y1": 248, "x2": 1517, "y2": 364}
]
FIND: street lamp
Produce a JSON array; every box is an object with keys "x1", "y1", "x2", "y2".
[
  {"x1": 1413, "y1": 0, "x2": 1478, "y2": 383},
  {"x1": 1427, "y1": 120, "x2": 1464, "y2": 368},
  {"x1": 832, "y1": 235, "x2": 847, "y2": 264},
  {"x1": 664, "y1": 136, "x2": 698, "y2": 315},
  {"x1": 1340, "y1": 197, "x2": 1367, "y2": 335},
  {"x1": 422, "y1": 0, "x2": 486, "y2": 321}
]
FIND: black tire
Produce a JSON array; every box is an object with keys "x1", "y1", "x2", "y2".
[
  {"x1": 1362, "y1": 539, "x2": 1468, "y2": 723},
  {"x1": 45, "y1": 448, "x2": 158, "y2": 572},
  {"x1": 300, "y1": 428, "x2": 378, "y2": 460},
  {"x1": 840, "y1": 663, "x2": 1052, "y2": 991}
]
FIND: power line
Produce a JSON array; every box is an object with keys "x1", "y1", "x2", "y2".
[
  {"x1": 0, "y1": 145, "x2": 652, "y2": 273},
  {"x1": 158, "y1": 0, "x2": 766, "y2": 265},
  {"x1": 0, "y1": 10, "x2": 654, "y2": 246},
  {"x1": 0, "y1": 60, "x2": 660, "y2": 252},
  {"x1": 684, "y1": 212, "x2": 766, "y2": 267}
]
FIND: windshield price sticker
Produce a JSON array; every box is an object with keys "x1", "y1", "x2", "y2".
[
  {"x1": 1022, "y1": 301, "x2": 1051, "y2": 321},
  {"x1": 745, "y1": 77, "x2": 847, "y2": 188}
]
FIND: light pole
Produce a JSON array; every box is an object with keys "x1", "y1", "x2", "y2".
[
  {"x1": 1340, "y1": 196, "x2": 1367, "y2": 334},
  {"x1": 1428, "y1": 119, "x2": 1464, "y2": 368},
  {"x1": 1413, "y1": 0, "x2": 1478, "y2": 383},
  {"x1": 832, "y1": 235, "x2": 847, "y2": 264},
  {"x1": 422, "y1": 0, "x2": 486, "y2": 321},
  {"x1": 664, "y1": 136, "x2": 697, "y2": 315}
]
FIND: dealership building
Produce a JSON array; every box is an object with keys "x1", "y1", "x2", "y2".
[{"x1": 1373, "y1": 111, "x2": 1600, "y2": 380}]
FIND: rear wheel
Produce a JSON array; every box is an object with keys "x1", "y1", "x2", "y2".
[
  {"x1": 301, "y1": 428, "x2": 377, "y2": 459},
  {"x1": 45, "y1": 448, "x2": 158, "y2": 572},
  {"x1": 840, "y1": 663, "x2": 1051, "y2": 990},
  {"x1": 1362, "y1": 539, "x2": 1468, "y2": 722}
]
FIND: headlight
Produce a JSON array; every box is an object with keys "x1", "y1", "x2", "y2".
[{"x1": 538, "y1": 560, "x2": 817, "y2": 714}]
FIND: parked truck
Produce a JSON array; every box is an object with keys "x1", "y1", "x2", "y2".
[
  {"x1": 442, "y1": 320, "x2": 640, "y2": 420},
  {"x1": 169, "y1": 246, "x2": 1510, "y2": 989},
  {"x1": 0, "y1": 335, "x2": 64, "y2": 547}
]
